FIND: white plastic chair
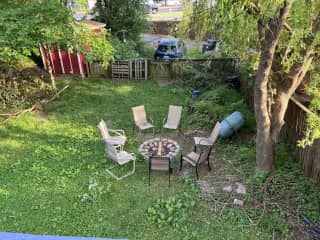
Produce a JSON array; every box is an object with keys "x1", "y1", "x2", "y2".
[
  {"x1": 97, "y1": 120, "x2": 126, "y2": 147},
  {"x1": 105, "y1": 143, "x2": 136, "y2": 180},
  {"x1": 132, "y1": 105, "x2": 154, "y2": 133},
  {"x1": 162, "y1": 105, "x2": 183, "y2": 130}
]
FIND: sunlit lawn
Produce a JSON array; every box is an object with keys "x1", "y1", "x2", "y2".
[
  {"x1": 148, "y1": 12, "x2": 183, "y2": 21},
  {"x1": 0, "y1": 78, "x2": 281, "y2": 239}
]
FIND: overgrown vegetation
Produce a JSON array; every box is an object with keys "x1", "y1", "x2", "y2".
[
  {"x1": 181, "y1": 60, "x2": 254, "y2": 130},
  {"x1": 76, "y1": 27, "x2": 114, "y2": 68},
  {"x1": 0, "y1": 78, "x2": 319, "y2": 239},
  {"x1": 188, "y1": 0, "x2": 320, "y2": 171},
  {"x1": 0, "y1": 58, "x2": 54, "y2": 110},
  {"x1": 110, "y1": 38, "x2": 154, "y2": 60},
  {"x1": 188, "y1": 85, "x2": 255, "y2": 130},
  {"x1": 298, "y1": 73, "x2": 320, "y2": 147},
  {"x1": 147, "y1": 180, "x2": 198, "y2": 228}
]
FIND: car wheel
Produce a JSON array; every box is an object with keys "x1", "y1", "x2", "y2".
[{"x1": 152, "y1": 8, "x2": 158, "y2": 14}]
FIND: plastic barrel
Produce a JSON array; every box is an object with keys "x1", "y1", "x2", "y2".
[{"x1": 219, "y1": 111, "x2": 245, "y2": 138}]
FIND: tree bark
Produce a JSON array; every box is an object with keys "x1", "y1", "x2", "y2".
[{"x1": 255, "y1": 0, "x2": 293, "y2": 172}]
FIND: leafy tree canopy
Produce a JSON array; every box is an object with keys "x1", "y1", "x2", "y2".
[
  {"x1": 94, "y1": 0, "x2": 150, "y2": 41},
  {"x1": 0, "y1": 1, "x2": 74, "y2": 69}
]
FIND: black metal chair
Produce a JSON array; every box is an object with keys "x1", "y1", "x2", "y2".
[
  {"x1": 148, "y1": 155, "x2": 173, "y2": 186},
  {"x1": 180, "y1": 144, "x2": 213, "y2": 179}
]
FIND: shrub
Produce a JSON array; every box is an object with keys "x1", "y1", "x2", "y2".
[
  {"x1": 188, "y1": 85, "x2": 256, "y2": 130},
  {"x1": 147, "y1": 183, "x2": 198, "y2": 228},
  {"x1": 110, "y1": 38, "x2": 154, "y2": 60}
]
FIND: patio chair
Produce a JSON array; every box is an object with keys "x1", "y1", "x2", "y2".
[
  {"x1": 193, "y1": 121, "x2": 220, "y2": 152},
  {"x1": 97, "y1": 120, "x2": 126, "y2": 147},
  {"x1": 105, "y1": 142, "x2": 136, "y2": 180},
  {"x1": 162, "y1": 105, "x2": 183, "y2": 131},
  {"x1": 148, "y1": 155, "x2": 173, "y2": 186},
  {"x1": 180, "y1": 142, "x2": 213, "y2": 179},
  {"x1": 132, "y1": 105, "x2": 154, "y2": 133}
]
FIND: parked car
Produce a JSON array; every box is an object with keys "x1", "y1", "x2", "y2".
[
  {"x1": 166, "y1": 0, "x2": 182, "y2": 5},
  {"x1": 144, "y1": 0, "x2": 159, "y2": 13},
  {"x1": 202, "y1": 38, "x2": 219, "y2": 53},
  {"x1": 154, "y1": 38, "x2": 187, "y2": 60}
]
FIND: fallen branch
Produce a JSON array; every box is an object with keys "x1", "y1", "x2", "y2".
[
  {"x1": 1, "y1": 85, "x2": 69, "y2": 123},
  {"x1": 219, "y1": 192, "x2": 233, "y2": 217},
  {"x1": 244, "y1": 201, "x2": 266, "y2": 226}
]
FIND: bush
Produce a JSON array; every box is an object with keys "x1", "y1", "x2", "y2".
[
  {"x1": 110, "y1": 38, "x2": 154, "y2": 60},
  {"x1": 147, "y1": 183, "x2": 198, "y2": 228},
  {"x1": 182, "y1": 61, "x2": 213, "y2": 89},
  {"x1": 0, "y1": 67, "x2": 54, "y2": 109},
  {"x1": 188, "y1": 85, "x2": 256, "y2": 130}
]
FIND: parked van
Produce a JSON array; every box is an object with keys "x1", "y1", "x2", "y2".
[{"x1": 154, "y1": 38, "x2": 187, "y2": 60}]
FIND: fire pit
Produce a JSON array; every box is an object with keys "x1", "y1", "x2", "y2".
[{"x1": 139, "y1": 138, "x2": 180, "y2": 158}]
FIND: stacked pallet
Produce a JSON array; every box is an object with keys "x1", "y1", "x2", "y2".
[
  {"x1": 111, "y1": 59, "x2": 148, "y2": 80},
  {"x1": 111, "y1": 60, "x2": 130, "y2": 80}
]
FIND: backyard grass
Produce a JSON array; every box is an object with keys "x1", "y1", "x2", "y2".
[{"x1": 0, "y1": 78, "x2": 319, "y2": 239}]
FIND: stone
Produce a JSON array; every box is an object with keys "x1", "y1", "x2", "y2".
[
  {"x1": 198, "y1": 180, "x2": 216, "y2": 194},
  {"x1": 233, "y1": 198, "x2": 244, "y2": 206},
  {"x1": 223, "y1": 185, "x2": 232, "y2": 193},
  {"x1": 236, "y1": 182, "x2": 246, "y2": 194}
]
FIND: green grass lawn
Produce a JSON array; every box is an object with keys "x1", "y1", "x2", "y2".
[{"x1": 0, "y1": 78, "x2": 318, "y2": 239}]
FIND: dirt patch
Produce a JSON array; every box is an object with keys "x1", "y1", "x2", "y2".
[{"x1": 34, "y1": 110, "x2": 48, "y2": 121}]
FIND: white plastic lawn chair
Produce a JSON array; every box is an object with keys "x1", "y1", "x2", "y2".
[
  {"x1": 193, "y1": 121, "x2": 220, "y2": 151},
  {"x1": 105, "y1": 143, "x2": 136, "y2": 180},
  {"x1": 162, "y1": 105, "x2": 183, "y2": 130},
  {"x1": 97, "y1": 120, "x2": 126, "y2": 147},
  {"x1": 132, "y1": 105, "x2": 154, "y2": 133}
]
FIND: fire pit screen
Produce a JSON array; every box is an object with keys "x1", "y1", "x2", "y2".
[{"x1": 139, "y1": 138, "x2": 180, "y2": 158}]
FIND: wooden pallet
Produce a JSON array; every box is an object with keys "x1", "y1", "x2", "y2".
[{"x1": 111, "y1": 59, "x2": 148, "y2": 80}]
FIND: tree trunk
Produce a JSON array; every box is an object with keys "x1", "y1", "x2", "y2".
[
  {"x1": 43, "y1": 44, "x2": 57, "y2": 90},
  {"x1": 255, "y1": 0, "x2": 292, "y2": 172}
]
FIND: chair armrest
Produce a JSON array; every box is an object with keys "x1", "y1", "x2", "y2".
[
  {"x1": 114, "y1": 144, "x2": 123, "y2": 152},
  {"x1": 162, "y1": 117, "x2": 167, "y2": 125},
  {"x1": 109, "y1": 129, "x2": 126, "y2": 137},
  {"x1": 199, "y1": 139, "x2": 212, "y2": 146},
  {"x1": 148, "y1": 117, "x2": 154, "y2": 125}
]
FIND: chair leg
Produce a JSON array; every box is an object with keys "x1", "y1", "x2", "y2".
[
  {"x1": 180, "y1": 155, "x2": 183, "y2": 171},
  {"x1": 168, "y1": 171, "x2": 171, "y2": 186},
  {"x1": 148, "y1": 158, "x2": 151, "y2": 186},
  {"x1": 207, "y1": 158, "x2": 212, "y2": 171},
  {"x1": 195, "y1": 165, "x2": 199, "y2": 180}
]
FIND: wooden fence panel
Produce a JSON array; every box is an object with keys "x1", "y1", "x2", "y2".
[
  {"x1": 281, "y1": 99, "x2": 320, "y2": 182},
  {"x1": 148, "y1": 58, "x2": 238, "y2": 84},
  {"x1": 87, "y1": 62, "x2": 108, "y2": 76}
]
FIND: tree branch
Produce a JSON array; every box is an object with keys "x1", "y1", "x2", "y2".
[{"x1": 0, "y1": 85, "x2": 69, "y2": 123}]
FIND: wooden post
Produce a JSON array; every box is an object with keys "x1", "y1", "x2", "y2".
[
  {"x1": 48, "y1": 45, "x2": 56, "y2": 74},
  {"x1": 39, "y1": 44, "x2": 47, "y2": 70},
  {"x1": 58, "y1": 48, "x2": 65, "y2": 74},
  {"x1": 145, "y1": 59, "x2": 148, "y2": 80},
  {"x1": 68, "y1": 50, "x2": 73, "y2": 74},
  {"x1": 77, "y1": 53, "x2": 85, "y2": 78}
]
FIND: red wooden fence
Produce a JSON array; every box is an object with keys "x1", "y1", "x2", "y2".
[{"x1": 40, "y1": 46, "x2": 87, "y2": 77}]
